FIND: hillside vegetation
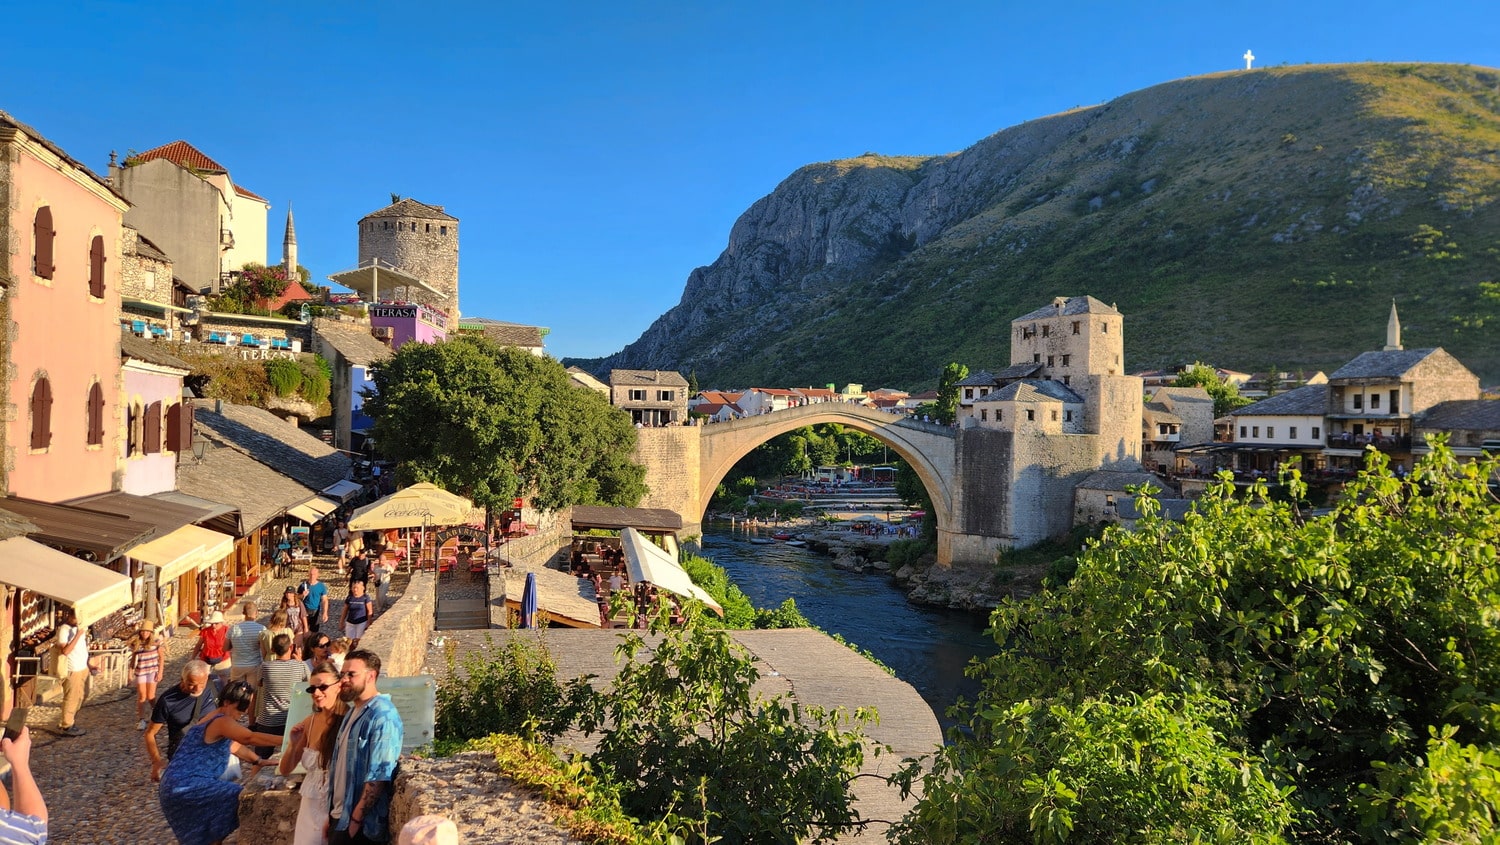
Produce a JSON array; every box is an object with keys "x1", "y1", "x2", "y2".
[{"x1": 574, "y1": 63, "x2": 1500, "y2": 387}]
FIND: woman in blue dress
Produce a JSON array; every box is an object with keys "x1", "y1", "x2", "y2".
[{"x1": 159, "y1": 680, "x2": 285, "y2": 845}]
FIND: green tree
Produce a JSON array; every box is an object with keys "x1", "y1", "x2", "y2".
[
  {"x1": 578, "y1": 612, "x2": 877, "y2": 844},
  {"x1": 1172, "y1": 361, "x2": 1253, "y2": 417},
  {"x1": 364, "y1": 335, "x2": 647, "y2": 512},
  {"x1": 934, "y1": 362, "x2": 969, "y2": 425},
  {"x1": 898, "y1": 447, "x2": 1500, "y2": 842}
]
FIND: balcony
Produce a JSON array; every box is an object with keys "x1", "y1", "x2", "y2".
[
  {"x1": 1326, "y1": 434, "x2": 1411, "y2": 452},
  {"x1": 220, "y1": 228, "x2": 235, "y2": 250}
]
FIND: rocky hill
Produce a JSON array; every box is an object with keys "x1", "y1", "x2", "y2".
[{"x1": 571, "y1": 64, "x2": 1500, "y2": 388}]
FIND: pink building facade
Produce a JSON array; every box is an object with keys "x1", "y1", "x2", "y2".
[
  {"x1": 119, "y1": 362, "x2": 189, "y2": 496},
  {"x1": 369, "y1": 302, "x2": 447, "y2": 349},
  {"x1": 3, "y1": 119, "x2": 128, "y2": 502}
]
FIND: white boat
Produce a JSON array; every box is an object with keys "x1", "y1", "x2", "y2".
[
  {"x1": 785, "y1": 540, "x2": 808, "y2": 547},
  {"x1": 748, "y1": 537, "x2": 775, "y2": 545}
]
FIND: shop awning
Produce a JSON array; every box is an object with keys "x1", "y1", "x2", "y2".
[
  {"x1": 128, "y1": 524, "x2": 235, "y2": 583},
  {"x1": 321, "y1": 479, "x2": 364, "y2": 502},
  {"x1": 0, "y1": 497, "x2": 155, "y2": 562},
  {"x1": 149, "y1": 491, "x2": 242, "y2": 537},
  {"x1": 288, "y1": 496, "x2": 340, "y2": 523},
  {"x1": 570, "y1": 505, "x2": 683, "y2": 533},
  {"x1": 621, "y1": 527, "x2": 722, "y2": 616},
  {"x1": 347, "y1": 483, "x2": 475, "y2": 530},
  {"x1": 0, "y1": 537, "x2": 133, "y2": 628}
]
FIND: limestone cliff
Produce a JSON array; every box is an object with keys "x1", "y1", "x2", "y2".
[{"x1": 572, "y1": 63, "x2": 1500, "y2": 386}]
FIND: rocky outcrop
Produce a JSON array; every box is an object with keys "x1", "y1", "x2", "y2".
[{"x1": 572, "y1": 64, "x2": 1500, "y2": 387}]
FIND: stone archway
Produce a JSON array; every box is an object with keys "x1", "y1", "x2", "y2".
[{"x1": 691, "y1": 404, "x2": 957, "y2": 543}]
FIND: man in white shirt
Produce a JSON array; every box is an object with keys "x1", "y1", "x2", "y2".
[{"x1": 51, "y1": 609, "x2": 90, "y2": 737}]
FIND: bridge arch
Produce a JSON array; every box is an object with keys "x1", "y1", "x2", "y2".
[{"x1": 694, "y1": 404, "x2": 957, "y2": 541}]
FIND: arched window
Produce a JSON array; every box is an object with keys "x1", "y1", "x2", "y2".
[
  {"x1": 144, "y1": 401, "x2": 163, "y2": 454},
  {"x1": 88, "y1": 235, "x2": 106, "y2": 298},
  {"x1": 86, "y1": 383, "x2": 105, "y2": 446},
  {"x1": 30, "y1": 377, "x2": 52, "y2": 449},
  {"x1": 33, "y1": 207, "x2": 55, "y2": 279}
]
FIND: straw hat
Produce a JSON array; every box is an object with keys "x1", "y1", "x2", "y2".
[{"x1": 206, "y1": 611, "x2": 226, "y2": 625}]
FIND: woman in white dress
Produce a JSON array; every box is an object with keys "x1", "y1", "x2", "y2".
[{"x1": 277, "y1": 663, "x2": 345, "y2": 845}]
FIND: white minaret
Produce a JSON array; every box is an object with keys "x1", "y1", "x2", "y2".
[
  {"x1": 283, "y1": 203, "x2": 298, "y2": 281},
  {"x1": 1384, "y1": 300, "x2": 1403, "y2": 351},
  {"x1": 1243, "y1": 49, "x2": 1255, "y2": 70}
]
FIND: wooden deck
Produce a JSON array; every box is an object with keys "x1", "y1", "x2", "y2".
[{"x1": 427, "y1": 627, "x2": 942, "y2": 842}]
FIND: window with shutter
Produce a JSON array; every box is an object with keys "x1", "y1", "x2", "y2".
[
  {"x1": 144, "y1": 401, "x2": 163, "y2": 454},
  {"x1": 166, "y1": 403, "x2": 181, "y2": 452},
  {"x1": 33, "y1": 207, "x2": 55, "y2": 279},
  {"x1": 30, "y1": 377, "x2": 52, "y2": 449},
  {"x1": 128, "y1": 403, "x2": 140, "y2": 456},
  {"x1": 87, "y1": 383, "x2": 105, "y2": 446},
  {"x1": 88, "y1": 235, "x2": 106, "y2": 298}
]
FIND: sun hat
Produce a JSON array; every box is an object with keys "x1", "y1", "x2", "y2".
[{"x1": 206, "y1": 611, "x2": 225, "y2": 624}]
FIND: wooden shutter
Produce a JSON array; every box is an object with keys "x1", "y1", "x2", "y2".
[
  {"x1": 88, "y1": 235, "x2": 106, "y2": 298},
  {"x1": 166, "y1": 403, "x2": 181, "y2": 452},
  {"x1": 87, "y1": 383, "x2": 105, "y2": 446},
  {"x1": 144, "y1": 401, "x2": 163, "y2": 454},
  {"x1": 29, "y1": 377, "x2": 52, "y2": 449},
  {"x1": 33, "y1": 207, "x2": 54, "y2": 279}
]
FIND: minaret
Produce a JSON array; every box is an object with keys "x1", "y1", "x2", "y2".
[
  {"x1": 1384, "y1": 300, "x2": 1402, "y2": 351},
  {"x1": 283, "y1": 203, "x2": 298, "y2": 281}
]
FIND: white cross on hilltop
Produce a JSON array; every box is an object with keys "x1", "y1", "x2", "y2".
[{"x1": 1244, "y1": 49, "x2": 1255, "y2": 70}]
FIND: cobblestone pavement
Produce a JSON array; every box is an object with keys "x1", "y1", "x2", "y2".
[{"x1": 29, "y1": 555, "x2": 410, "y2": 844}]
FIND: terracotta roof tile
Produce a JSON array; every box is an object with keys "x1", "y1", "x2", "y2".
[
  {"x1": 234, "y1": 184, "x2": 269, "y2": 203},
  {"x1": 131, "y1": 140, "x2": 228, "y2": 174}
]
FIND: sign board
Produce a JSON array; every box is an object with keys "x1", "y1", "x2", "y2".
[
  {"x1": 370, "y1": 305, "x2": 419, "y2": 320},
  {"x1": 279, "y1": 674, "x2": 437, "y2": 771}
]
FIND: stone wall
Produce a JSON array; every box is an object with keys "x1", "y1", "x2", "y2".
[
  {"x1": 191, "y1": 314, "x2": 312, "y2": 349},
  {"x1": 1011, "y1": 432, "x2": 1103, "y2": 546},
  {"x1": 634, "y1": 425, "x2": 703, "y2": 534},
  {"x1": 489, "y1": 511, "x2": 571, "y2": 626},
  {"x1": 360, "y1": 571, "x2": 436, "y2": 678},
  {"x1": 358, "y1": 218, "x2": 460, "y2": 317}
]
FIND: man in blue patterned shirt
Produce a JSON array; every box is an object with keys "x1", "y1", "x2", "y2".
[{"x1": 327, "y1": 649, "x2": 402, "y2": 844}]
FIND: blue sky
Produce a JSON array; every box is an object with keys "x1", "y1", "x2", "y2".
[{"x1": 4, "y1": 1, "x2": 1498, "y2": 359}]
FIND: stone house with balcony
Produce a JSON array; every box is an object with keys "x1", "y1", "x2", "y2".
[
  {"x1": 1141, "y1": 386, "x2": 1215, "y2": 472},
  {"x1": 119, "y1": 225, "x2": 195, "y2": 340},
  {"x1": 610, "y1": 370, "x2": 688, "y2": 427},
  {"x1": 1321, "y1": 348, "x2": 1479, "y2": 473},
  {"x1": 109, "y1": 141, "x2": 269, "y2": 294}
]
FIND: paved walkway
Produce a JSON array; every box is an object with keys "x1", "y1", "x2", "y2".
[
  {"x1": 427, "y1": 627, "x2": 942, "y2": 843},
  {"x1": 28, "y1": 556, "x2": 407, "y2": 844}
]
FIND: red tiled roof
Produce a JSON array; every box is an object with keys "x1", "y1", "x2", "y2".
[
  {"x1": 132, "y1": 140, "x2": 228, "y2": 173},
  {"x1": 235, "y1": 184, "x2": 268, "y2": 203}
]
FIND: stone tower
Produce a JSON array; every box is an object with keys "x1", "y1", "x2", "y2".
[
  {"x1": 283, "y1": 202, "x2": 297, "y2": 280},
  {"x1": 357, "y1": 198, "x2": 460, "y2": 317}
]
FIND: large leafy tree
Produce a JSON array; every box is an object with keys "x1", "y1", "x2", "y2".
[
  {"x1": 896, "y1": 446, "x2": 1500, "y2": 843},
  {"x1": 364, "y1": 335, "x2": 647, "y2": 511},
  {"x1": 1171, "y1": 361, "x2": 1253, "y2": 417},
  {"x1": 933, "y1": 362, "x2": 969, "y2": 425}
]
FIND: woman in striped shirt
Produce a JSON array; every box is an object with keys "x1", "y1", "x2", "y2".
[{"x1": 130, "y1": 624, "x2": 163, "y2": 731}]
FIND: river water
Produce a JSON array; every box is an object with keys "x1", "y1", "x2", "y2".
[{"x1": 697, "y1": 525, "x2": 1000, "y2": 731}]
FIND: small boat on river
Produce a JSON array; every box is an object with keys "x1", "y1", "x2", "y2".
[{"x1": 749, "y1": 537, "x2": 775, "y2": 545}]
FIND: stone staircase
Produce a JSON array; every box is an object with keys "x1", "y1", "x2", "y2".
[{"x1": 433, "y1": 599, "x2": 489, "y2": 630}]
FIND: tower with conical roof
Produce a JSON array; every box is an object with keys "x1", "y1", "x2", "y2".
[
  {"x1": 1384, "y1": 300, "x2": 1402, "y2": 351},
  {"x1": 283, "y1": 202, "x2": 298, "y2": 280},
  {"x1": 356, "y1": 198, "x2": 459, "y2": 317}
]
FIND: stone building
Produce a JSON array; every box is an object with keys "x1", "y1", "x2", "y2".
[
  {"x1": 610, "y1": 369, "x2": 689, "y2": 427},
  {"x1": 109, "y1": 140, "x2": 269, "y2": 293},
  {"x1": 1140, "y1": 386, "x2": 1215, "y2": 472},
  {"x1": 119, "y1": 225, "x2": 194, "y2": 339},
  {"x1": 357, "y1": 198, "x2": 459, "y2": 317}
]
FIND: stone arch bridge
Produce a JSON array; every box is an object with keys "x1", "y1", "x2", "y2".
[{"x1": 632, "y1": 403, "x2": 998, "y2": 567}]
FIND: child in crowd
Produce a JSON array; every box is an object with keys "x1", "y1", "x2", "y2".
[
  {"x1": 327, "y1": 637, "x2": 351, "y2": 674},
  {"x1": 130, "y1": 623, "x2": 163, "y2": 731}
]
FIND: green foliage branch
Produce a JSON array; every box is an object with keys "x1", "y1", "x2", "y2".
[
  {"x1": 364, "y1": 335, "x2": 647, "y2": 512},
  {"x1": 576, "y1": 610, "x2": 880, "y2": 844},
  {"x1": 897, "y1": 445, "x2": 1500, "y2": 842}
]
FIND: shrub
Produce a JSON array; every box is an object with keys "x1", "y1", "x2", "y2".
[
  {"x1": 297, "y1": 358, "x2": 330, "y2": 406},
  {"x1": 680, "y1": 554, "x2": 757, "y2": 628},
  {"x1": 577, "y1": 614, "x2": 878, "y2": 844},
  {"x1": 434, "y1": 635, "x2": 592, "y2": 743},
  {"x1": 264, "y1": 358, "x2": 303, "y2": 397}
]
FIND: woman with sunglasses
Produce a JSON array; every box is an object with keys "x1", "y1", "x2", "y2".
[
  {"x1": 302, "y1": 633, "x2": 332, "y2": 676},
  {"x1": 278, "y1": 662, "x2": 346, "y2": 845},
  {"x1": 159, "y1": 680, "x2": 285, "y2": 845}
]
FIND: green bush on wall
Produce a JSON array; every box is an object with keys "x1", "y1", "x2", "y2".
[{"x1": 264, "y1": 358, "x2": 303, "y2": 397}]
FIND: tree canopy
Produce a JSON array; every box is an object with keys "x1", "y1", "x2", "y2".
[
  {"x1": 364, "y1": 335, "x2": 647, "y2": 512},
  {"x1": 1171, "y1": 361, "x2": 1253, "y2": 417},
  {"x1": 896, "y1": 447, "x2": 1500, "y2": 843}
]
